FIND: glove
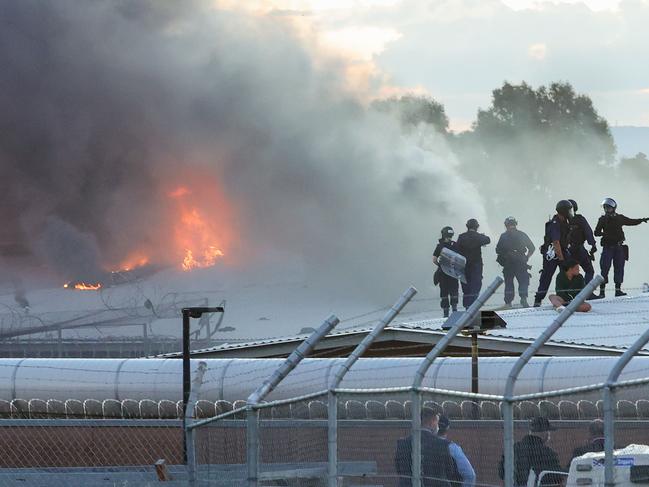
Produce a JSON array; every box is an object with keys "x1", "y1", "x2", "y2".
[{"x1": 643, "y1": 218, "x2": 649, "y2": 223}]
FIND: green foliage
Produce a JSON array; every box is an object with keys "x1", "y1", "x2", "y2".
[
  {"x1": 371, "y1": 94, "x2": 449, "y2": 133},
  {"x1": 473, "y1": 81, "x2": 616, "y2": 164},
  {"x1": 618, "y1": 152, "x2": 649, "y2": 179}
]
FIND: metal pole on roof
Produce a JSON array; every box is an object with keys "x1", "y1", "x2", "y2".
[
  {"x1": 502, "y1": 275, "x2": 603, "y2": 487},
  {"x1": 603, "y1": 327, "x2": 649, "y2": 487},
  {"x1": 327, "y1": 287, "x2": 417, "y2": 487},
  {"x1": 410, "y1": 277, "x2": 503, "y2": 487},
  {"x1": 247, "y1": 314, "x2": 339, "y2": 487}
]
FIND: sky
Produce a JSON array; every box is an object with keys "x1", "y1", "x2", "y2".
[{"x1": 230, "y1": 0, "x2": 649, "y2": 131}]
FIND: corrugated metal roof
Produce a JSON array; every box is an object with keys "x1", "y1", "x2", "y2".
[
  {"x1": 166, "y1": 296, "x2": 649, "y2": 357},
  {"x1": 399, "y1": 294, "x2": 649, "y2": 351}
]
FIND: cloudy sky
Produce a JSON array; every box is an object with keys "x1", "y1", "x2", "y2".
[{"x1": 231, "y1": 0, "x2": 649, "y2": 131}]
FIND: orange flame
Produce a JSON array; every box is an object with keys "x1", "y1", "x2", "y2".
[
  {"x1": 114, "y1": 253, "x2": 150, "y2": 272},
  {"x1": 169, "y1": 181, "x2": 231, "y2": 271},
  {"x1": 64, "y1": 282, "x2": 102, "y2": 291}
]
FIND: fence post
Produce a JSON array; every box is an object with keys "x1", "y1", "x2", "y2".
[
  {"x1": 185, "y1": 361, "x2": 207, "y2": 486},
  {"x1": 410, "y1": 277, "x2": 504, "y2": 487},
  {"x1": 603, "y1": 327, "x2": 649, "y2": 487},
  {"x1": 502, "y1": 275, "x2": 604, "y2": 487},
  {"x1": 328, "y1": 287, "x2": 418, "y2": 487},
  {"x1": 246, "y1": 314, "x2": 339, "y2": 487}
]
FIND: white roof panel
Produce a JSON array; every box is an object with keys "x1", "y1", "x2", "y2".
[{"x1": 398, "y1": 294, "x2": 649, "y2": 351}]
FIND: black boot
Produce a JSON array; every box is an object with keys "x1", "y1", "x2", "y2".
[
  {"x1": 443, "y1": 308, "x2": 450, "y2": 318},
  {"x1": 595, "y1": 284, "x2": 605, "y2": 299},
  {"x1": 615, "y1": 286, "x2": 627, "y2": 297}
]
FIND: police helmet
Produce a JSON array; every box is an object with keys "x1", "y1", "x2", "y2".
[
  {"x1": 602, "y1": 197, "x2": 617, "y2": 211},
  {"x1": 441, "y1": 226, "x2": 454, "y2": 239},
  {"x1": 568, "y1": 199, "x2": 578, "y2": 212},
  {"x1": 466, "y1": 218, "x2": 479, "y2": 230},
  {"x1": 555, "y1": 200, "x2": 573, "y2": 218},
  {"x1": 504, "y1": 216, "x2": 518, "y2": 227}
]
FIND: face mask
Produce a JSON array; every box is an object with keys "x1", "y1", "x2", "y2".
[{"x1": 431, "y1": 425, "x2": 439, "y2": 435}]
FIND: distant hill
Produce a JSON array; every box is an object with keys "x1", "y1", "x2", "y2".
[{"x1": 611, "y1": 126, "x2": 649, "y2": 159}]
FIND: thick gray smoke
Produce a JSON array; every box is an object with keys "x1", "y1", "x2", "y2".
[{"x1": 0, "y1": 0, "x2": 485, "y2": 301}]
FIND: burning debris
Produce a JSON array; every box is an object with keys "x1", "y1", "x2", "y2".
[
  {"x1": 64, "y1": 282, "x2": 102, "y2": 291},
  {"x1": 182, "y1": 247, "x2": 224, "y2": 272}
]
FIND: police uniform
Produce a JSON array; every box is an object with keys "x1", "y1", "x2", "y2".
[
  {"x1": 533, "y1": 215, "x2": 571, "y2": 305},
  {"x1": 433, "y1": 239, "x2": 460, "y2": 315},
  {"x1": 456, "y1": 230, "x2": 490, "y2": 309},
  {"x1": 496, "y1": 228, "x2": 535, "y2": 305},
  {"x1": 595, "y1": 213, "x2": 645, "y2": 292},
  {"x1": 568, "y1": 213, "x2": 596, "y2": 283}
]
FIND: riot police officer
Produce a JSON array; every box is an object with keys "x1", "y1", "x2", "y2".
[
  {"x1": 567, "y1": 199, "x2": 597, "y2": 284},
  {"x1": 433, "y1": 226, "x2": 460, "y2": 318},
  {"x1": 496, "y1": 217, "x2": 535, "y2": 308},
  {"x1": 594, "y1": 198, "x2": 649, "y2": 297},
  {"x1": 533, "y1": 200, "x2": 573, "y2": 307},
  {"x1": 457, "y1": 219, "x2": 490, "y2": 309}
]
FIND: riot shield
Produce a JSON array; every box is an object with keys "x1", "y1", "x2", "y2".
[{"x1": 438, "y1": 247, "x2": 467, "y2": 283}]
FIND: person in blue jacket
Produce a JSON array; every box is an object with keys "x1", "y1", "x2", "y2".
[
  {"x1": 533, "y1": 200, "x2": 572, "y2": 306},
  {"x1": 567, "y1": 199, "x2": 597, "y2": 284},
  {"x1": 456, "y1": 219, "x2": 490, "y2": 309},
  {"x1": 496, "y1": 217, "x2": 535, "y2": 308},
  {"x1": 437, "y1": 416, "x2": 476, "y2": 487},
  {"x1": 433, "y1": 226, "x2": 460, "y2": 318},
  {"x1": 594, "y1": 197, "x2": 648, "y2": 297}
]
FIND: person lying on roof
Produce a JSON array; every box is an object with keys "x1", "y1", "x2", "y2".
[{"x1": 549, "y1": 259, "x2": 592, "y2": 313}]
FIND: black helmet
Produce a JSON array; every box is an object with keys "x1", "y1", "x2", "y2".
[
  {"x1": 556, "y1": 200, "x2": 573, "y2": 218},
  {"x1": 466, "y1": 218, "x2": 479, "y2": 230},
  {"x1": 441, "y1": 226, "x2": 454, "y2": 239},
  {"x1": 504, "y1": 216, "x2": 518, "y2": 227},
  {"x1": 602, "y1": 197, "x2": 617, "y2": 212},
  {"x1": 568, "y1": 199, "x2": 578, "y2": 212}
]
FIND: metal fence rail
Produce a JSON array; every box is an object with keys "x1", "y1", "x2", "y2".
[{"x1": 5, "y1": 275, "x2": 649, "y2": 487}]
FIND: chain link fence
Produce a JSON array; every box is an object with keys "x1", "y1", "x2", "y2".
[{"x1": 3, "y1": 279, "x2": 649, "y2": 487}]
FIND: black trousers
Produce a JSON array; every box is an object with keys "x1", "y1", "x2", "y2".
[
  {"x1": 503, "y1": 262, "x2": 530, "y2": 304},
  {"x1": 439, "y1": 274, "x2": 459, "y2": 311}
]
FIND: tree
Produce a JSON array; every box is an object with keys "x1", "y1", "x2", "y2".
[
  {"x1": 618, "y1": 152, "x2": 649, "y2": 179},
  {"x1": 451, "y1": 82, "x2": 619, "y2": 223},
  {"x1": 473, "y1": 81, "x2": 616, "y2": 164},
  {"x1": 371, "y1": 94, "x2": 449, "y2": 134}
]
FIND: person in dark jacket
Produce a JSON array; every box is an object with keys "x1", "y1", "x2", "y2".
[
  {"x1": 567, "y1": 199, "x2": 597, "y2": 284},
  {"x1": 499, "y1": 417, "x2": 564, "y2": 487},
  {"x1": 534, "y1": 200, "x2": 573, "y2": 307},
  {"x1": 395, "y1": 408, "x2": 456, "y2": 487},
  {"x1": 433, "y1": 227, "x2": 460, "y2": 318},
  {"x1": 548, "y1": 259, "x2": 592, "y2": 312},
  {"x1": 570, "y1": 419, "x2": 605, "y2": 466},
  {"x1": 456, "y1": 219, "x2": 490, "y2": 309},
  {"x1": 594, "y1": 197, "x2": 649, "y2": 297},
  {"x1": 496, "y1": 217, "x2": 535, "y2": 308}
]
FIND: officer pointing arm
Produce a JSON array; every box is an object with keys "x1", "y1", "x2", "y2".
[{"x1": 594, "y1": 198, "x2": 649, "y2": 298}]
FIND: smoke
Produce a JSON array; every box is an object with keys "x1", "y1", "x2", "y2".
[
  {"x1": 0, "y1": 0, "x2": 488, "y2": 301},
  {"x1": 32, "y1": 217, "x2": 105, "y2": 283}
]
